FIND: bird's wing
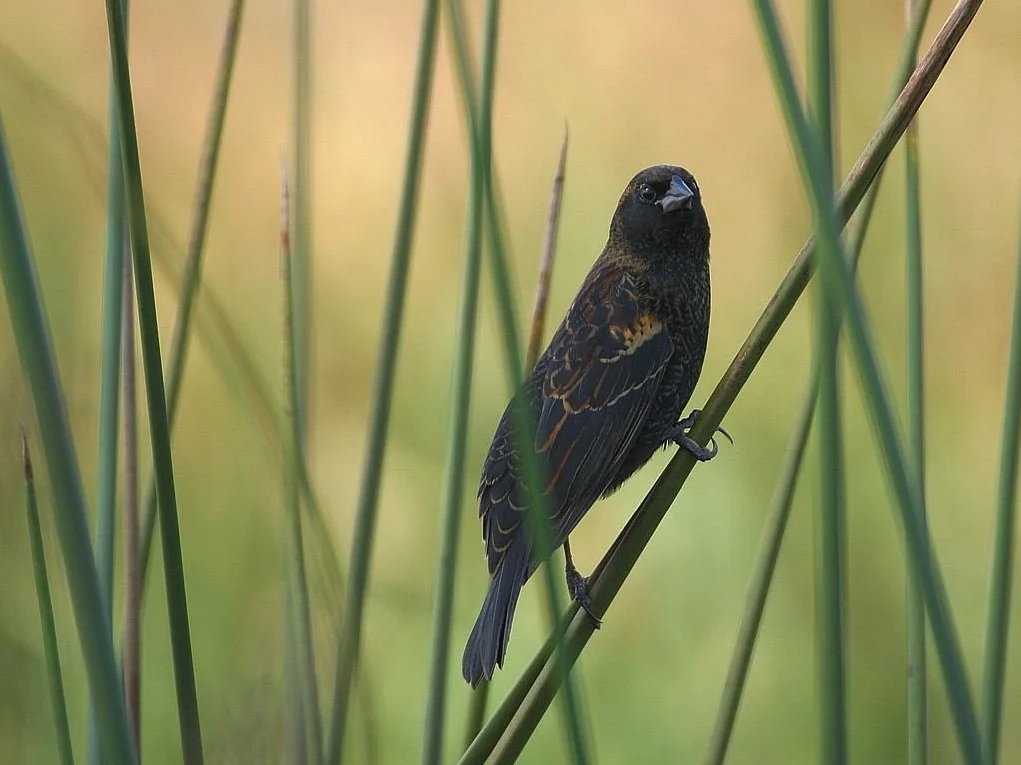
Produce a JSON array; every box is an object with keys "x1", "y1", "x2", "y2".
[
  {"x1": 477, "y1": 371, "x2": 543, "y2": 578},
  {"x1": 477, "y1": 260, "x2": 671, "y2": 577},
  {"x1": 536, "y1": 260, "x2": 672, "y2": 547}
]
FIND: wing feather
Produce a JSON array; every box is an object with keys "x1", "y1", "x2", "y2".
[{"x1": 477, "y1": 259, "x2": 672, "y2": 577}]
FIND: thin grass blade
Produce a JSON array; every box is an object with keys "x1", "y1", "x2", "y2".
[
  {"x1": 121, "y1": 239, "x2": 142, "y2": 752},
  {"x1": 88, "y1": 0, "x2": 128, "y2": 760},
  {"x1": 323, "y1": 0, "x2": 442, "y2": 758},
  {"x1": 525, "y1": 126, "x2": 568, "y2": 369},
  {"x1": 981, "y1": 198, "x2": 1021, "y2": 761},
  {"x1": 282, "y1": 162, "x2": 323, "y2": 765},
  {"x1": 22, "y1": 429, "x2": 76, "y2": 765},
  {"x1": 419, "y1": 42, "x2": 487, "y2": 761},
  {"x1": 102, "y1": 0, "x2": 204, "y2": 759},
  {"x1": 94, "y1": 0, "x2": 128, "y2": 632},
  {"x1": 0, "y1": 116, "x2": 136, "y2": 765},
  {"x1": 443, "y1": 1, "x2": 493, "y2": 743},
  {"x1": 806, "y1": 0, "x2": 847, "y2": 761},
  {"x1": 903, "y1": 2, "x2": 929, "y2": 759},
  {"x1": 291, "y1": 0, "x2": 312, "y2": 442}
]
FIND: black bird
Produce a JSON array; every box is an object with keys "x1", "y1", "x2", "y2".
[{"x1": 462, "y1": 165, "x2": 721, "y2": 687}]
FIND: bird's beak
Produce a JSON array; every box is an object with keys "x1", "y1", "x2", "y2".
[{"x1": 659, "y1": 175, "x2": 694, "y2": 213}]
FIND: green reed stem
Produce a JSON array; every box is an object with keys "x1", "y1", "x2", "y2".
[
  {"x1": 103, "y1": 0, "x2": 204, "y2": 758},
  {"x1": 291, "y1": 0, "x2": 313, "y2": 441},
  {"x1": 121, "y1": 239, "x2": 141, "y2": 753},
  {"x1": 282, "y1": 163, "x2": 323, "y2": 765},
  {"x1": 420, "y1": 43, "x2": 487, "y2": 762},
  {"x1": 0, "y1": 116, "x2": 136, "y2": 765},
  {"x1": 904, "y1": 1, "x2": 929, "y2": 757},
  {"x1": 22, "y1": 430, "x2": 77, "y2": 765},
  {"x1": 807, "y1": 1, "x2": 847, "y2": 761},
  {"x1": 88, "y1": 1, "x2": 128, "y2": 762},
  {"x1": 323, "y1": 0, "x2": 441, "y2": 759},
  {"x1": 980, "y1": 199, "x2": 1021, "y2": 762}
]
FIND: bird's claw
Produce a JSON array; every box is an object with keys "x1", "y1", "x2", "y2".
[
  {"x1": 566, "y1": 566, "x2": 602, "y2": 629},
  {"x1": 670, "y1": 408, "x2": 734, "y2": 462}
]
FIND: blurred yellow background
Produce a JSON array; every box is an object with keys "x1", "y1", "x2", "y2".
[{"x1": 2, "y1": 1, "x2": 1021, "y2": 762}]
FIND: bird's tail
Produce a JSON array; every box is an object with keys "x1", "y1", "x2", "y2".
[{"x1": 462, "y1": 541, "x2": 529, "y2": 688}]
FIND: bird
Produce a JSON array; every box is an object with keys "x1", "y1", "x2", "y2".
[{"x1": 462, "y1": 164, "x2": 724, "y2": 688}]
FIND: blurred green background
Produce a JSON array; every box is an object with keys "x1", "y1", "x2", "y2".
[{"x1": 2, "y1": 1, "x2": 1021, "y2": 762}]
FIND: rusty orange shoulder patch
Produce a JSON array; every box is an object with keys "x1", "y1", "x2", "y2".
[{"x1": 613, "y1": 312, "x2": 663, "y2": 356}]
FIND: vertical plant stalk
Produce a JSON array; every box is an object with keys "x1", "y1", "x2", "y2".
[
  {"x1": 459, "y1": 3, "x2": 984, "y2": 759},
  {"x1": 705, "y1": 385, "x2": 815, "y2": 765},
  {"x1": 749, "y1": 0, "x2": 983, "y2": 760},
  {"x1": 981, "y1": 200, "x2": 1021, "y2": 761},
  {"x1": 291, "y1": 0, "x2": 313, "y2": 442},
  {"x1": 443, "y1": 0, "x2": 514, "y2": 333},
  {"x1": 102, "y1": 0, "x2": 205, "y2": 760},
  {"x1": 121, "y1": 237, "x2": 142, "y2": 754},
  {"x1": 526, "y1": 127, "x2": 568, "y2": 368},
  {"x1": 419, "y1": 49, "x2": 487, "y2": 764},
  {"x1": 137, "y1": 0, "x2": 246, "y2": 593},
  {"x1": 807, "y1": 1, "x2": 847, "y2": 761},
  {"x1": 90, "y1": 0, "x2": 128, "y2": 761},
  {"x1": 94, "y1": 0, "x2": 128, "y2": 631},
  {"x1": 904, "y1": 1, "x2": 928, "y2": 759},
  {"x1": 282, "y1": 162, "x2": 324, "y2": 765},
  {"x1": 284, "y1": 591, "x2": 309, "y2": 765},
  {"x1": 0, "y1": 118, "x2": 136, "y2": 765},
  {"x1": 323, "y1": 0, "x2": 442, "y2": 759},
  {"x1": 22, "y1": 428, "x2": 77, "y2": 765},
  {"x1": 443, "y1": 0, "x2": 492, "y2": 745}
]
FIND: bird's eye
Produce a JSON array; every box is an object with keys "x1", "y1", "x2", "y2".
[{"x1": 638, "y1": 184, "x2": 657, "y2": 204}]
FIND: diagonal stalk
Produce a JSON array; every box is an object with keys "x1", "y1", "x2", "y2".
[
  {"x1": 980, "y1": 200, "x2": 1021, "y2": 761},
  {"x1": 103, "y1": 0, "x2": 205, "y2": 758},
  {"x1": 22, "y1": 429, "x2": 77, "y2": 765}
]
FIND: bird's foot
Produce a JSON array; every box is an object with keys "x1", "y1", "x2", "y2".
[
  {"x1": 667, "y1": 408, "x2": 734, "y2": 462},
  {"x1": 566, "y1": 564, "x2": 602, "y2": 629}
]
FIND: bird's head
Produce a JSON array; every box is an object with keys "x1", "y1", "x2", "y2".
[{"x1": 608, "y1": 165, "x2": 710, "y2": 275}]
